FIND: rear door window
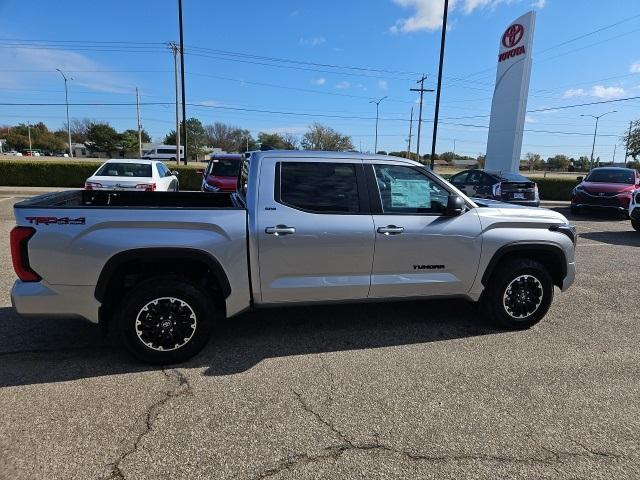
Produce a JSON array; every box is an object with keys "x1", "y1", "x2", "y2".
[{"x1": 277, "y1": 162, "x2": 360, "y2": 213}]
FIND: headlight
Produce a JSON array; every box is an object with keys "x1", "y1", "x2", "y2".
[
  {"x1": 492, "y1": 183, "x2": 501, "y2": 197},
  {"x1": 549, "y1": 223, "x2": 577, "y2": 245},
  {"x1": 203, "y1": 182, "x2": 220, "y2": 192}
]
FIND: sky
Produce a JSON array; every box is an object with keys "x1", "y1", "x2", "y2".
[{"x1": 0, "y1": 0, "x2": 639, "y2": 160}]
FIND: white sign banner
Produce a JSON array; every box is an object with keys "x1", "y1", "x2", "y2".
[{"x1": 485, "y1": 11, "x2": 536, "y2": 173}]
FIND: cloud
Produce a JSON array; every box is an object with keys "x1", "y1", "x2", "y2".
[
  {"x1": 0, "y1": 47, "x2": 133, "y2": 94},
  {"x1": 389, "y1": 0, "x2": 514, "y2": 33},
  {"x1": 590, "y1": 85, "x2": 625, "y2": 99},
  {"x1": 299, "y1": 37, "x2": 326, "y2": 47},
  {"x1": 531, "y1": 0, "x2": 546, "y2": 8},
  {"x1": 563, "y1": 88, "x2": 586, "y2": 98},
  {"x1": 311, "y1": 77, "x2": 326, "y2": 86},
  {"x1": 630, "y1": 61, "x2": 640, "y2": 73},
  {"x1": 378, "y1": 79, "x2": 389, "y2": 90},
  {"x1": 336, "y1": 81, "x2": 351, "y2": 90},
  {"x1": 563, "y1": 85, "x2": 626, "y2": 99}
]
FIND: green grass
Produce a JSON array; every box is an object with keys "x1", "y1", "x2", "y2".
[{"x1": 0, "y1": 159, "x2": 579, "y2": 200}]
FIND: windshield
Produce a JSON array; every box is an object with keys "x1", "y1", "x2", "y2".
[
  {"x1": 585, "y1": 169, "x2": 635, "y2": 184},
  {"x1": 208, "y1": 158, "x2": 241, "y2": 177},
  {"x1": 95, "y1": 162, "x2": 152, "y2": 177},
  {"x1": 497, "y1": 172, "x2": 529, "y2": 182}
]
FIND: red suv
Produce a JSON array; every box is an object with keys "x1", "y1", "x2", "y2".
[
  {"x1": 571, "y1": 167, "x2": 639, "y2": 216},
  {"x1": 199, "y1": 154, "x2": 243, "y2": 193}
]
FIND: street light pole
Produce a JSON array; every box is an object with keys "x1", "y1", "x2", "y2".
[
  {"x1": 581, "y1": 110, "x2": 617, "y2": 170},
  {"x1": 369, "y1": 96, "x2": 387, "y2": 153},
  {"x1": 56, "y1": 68, "x2": 73, "y2": 158}
]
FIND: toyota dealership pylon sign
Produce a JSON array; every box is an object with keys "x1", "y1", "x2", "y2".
[{"x1": 485, "y1": 11, "x2": 536, "y2": 173}]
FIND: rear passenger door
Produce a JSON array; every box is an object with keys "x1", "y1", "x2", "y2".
[{"x1": 256, "y1": 158, "x2": 375, "y2": 303}]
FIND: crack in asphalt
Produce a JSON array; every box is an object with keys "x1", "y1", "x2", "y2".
[
  {"x1": 249, "y1": 391, "x2": 623, "y2": 479},
  {"x1": 102, "y1": 368, "x2": 193, "y2": 480}
]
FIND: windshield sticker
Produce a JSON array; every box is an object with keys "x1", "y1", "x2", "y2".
[{"x1": 390, "y1": 179, "x2": 430, "y2": 208}]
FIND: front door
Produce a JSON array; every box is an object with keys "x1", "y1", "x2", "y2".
[
  {"x1": 367, "y1": 163, "x2": 483, "y2": 298},
  {"x1": 257, "y1": 159, "x2": 375, "y2": 304}
]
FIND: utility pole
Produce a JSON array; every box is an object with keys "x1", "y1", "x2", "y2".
[
  {"x1": 56, "y1": 68, "x2": 73, "y2": 158},
  {"x1": 453, "y1": 139, "x2": 456, "y2": 157},
  {"x1": 430, "y1": 0, "x2": 449, "y2": 170},
  {"x1": 369, "y1": 96, "x2": 387, "y2": 153},
  {"x1": 624, "y1": 120, "x2": 632, "y2": 164},
  {"x1": 27, "y1": 123, "x2": 32, "y2": 151},
  {"x1": 407, "y1": 106, "x2": 414, "y2": 158},
  {"x1": 169, "y1": 42, "x2": 181, "y2": 165},
  {"x1": 135, "y1": 87, "x2": 143, "y2": 158},
  {"x1": 612, "y1": 143, "x2": 617, "y2": 165},
  {"x1": 581, "y1": 110, "x2": 617, "y2": 171},
  {"x1": 410, "y1": 75, "x2": 434, "y2": 162},
  {"x1": 178, "y1": 0, "x2": 187, "y2": 164}
]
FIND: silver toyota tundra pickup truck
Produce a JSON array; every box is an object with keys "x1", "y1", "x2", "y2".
[{"x1": 10, "y1": 151, "x2": 576, "y2": 364}]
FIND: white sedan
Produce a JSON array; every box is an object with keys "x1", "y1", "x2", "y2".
[{"x1": 84, "y1": 159, "x2": 179, "y2": 192}]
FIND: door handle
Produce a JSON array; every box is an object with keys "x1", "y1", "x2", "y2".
[
  {"x1": 377, "y1": 225, "x2": 404, "y2": 235},
  {"x1": 265, "y1": 225, "x2": 296, "y2": 236}
]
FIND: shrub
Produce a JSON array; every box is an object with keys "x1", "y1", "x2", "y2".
[{"x1": 0, "y1": 160, "x2": 203, "y2": 191}]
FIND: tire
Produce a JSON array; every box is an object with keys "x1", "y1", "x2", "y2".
[
  {"x1": 481, "y1": 258, "x2": 554, "y2": 330},
  {"x1": 632, "y1": 218, "x2": 640, "y2": 232},
  {"x1": 117, "y1": 275, "x2": 215, "y2": 364},
  {"x1": 570, "y1": 205, "x2": 581, "y2": 215},
  {"x1": 175, "y1": 182, "x2": 179, "y2": 192}
]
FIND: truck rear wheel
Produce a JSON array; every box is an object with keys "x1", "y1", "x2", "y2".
[
  {"x1": 117, "y1": 275, "x2": 215, "y2": 364},
  {"x1": 481, "y1": 258, "x2": 554, "y2": 330},
  {"x1": 632, "y1": 218, "x2": 640, "y2": 232}
]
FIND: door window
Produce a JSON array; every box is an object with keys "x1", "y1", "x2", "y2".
[
  {"x1": 373, "y1": 164, "x2": 448, "y2": 214},
  {"x1": 278, "y1": 162, "x2": 360, "y2": 213}
]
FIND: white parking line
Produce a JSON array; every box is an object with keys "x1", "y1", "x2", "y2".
[{"x1": 0, "y1": 196, "x2": 15, "y2": 202}]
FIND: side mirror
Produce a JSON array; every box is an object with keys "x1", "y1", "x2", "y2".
[
  {"x1": 171, "y1": 170, "x2": 180, "y2": 176},
  {"x1": 446, "y1": 195, "x2": 465, "y2": 217},
  {"x1": 196, "y1": 168, "x2": 204, "y2": 176},
  {"x1": 576, "y1": 176, "x2": 583, "y2": 182}
]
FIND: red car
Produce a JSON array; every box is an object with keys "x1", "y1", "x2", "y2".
[
  {"x1": 571, "y1": 167, "x2": 639, "y2": 216},
  {"x1": 198, "y1": 154, "x2": 243, "y2": 192}
]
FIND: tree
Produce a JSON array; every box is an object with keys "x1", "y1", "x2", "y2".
[
  {"x1": 622, "y1": 119, "x2": 640, "y2": 161},
  {"x1": 301, "y1": 123, "x2": 353, "y2": 151},
  {"x1": 63, "y1": 118, "x2": 94, "y2": 143},
  {"x1": 165, "y1": 118, "x2": 209, "y2": 159},
  {"x1": 202, "y1": 122, "x2": 257, "y2": 153},
  {"x1": 119, "y1": 129, "x2": 151, "y2": 155},
  {"x1": 257, "y1": 132, "x2": 298, "y2": 150},
  {"x1": 439, "y1": 151, "x2": 456, "y2": 164},
  {"x1": 87, "y1": 123, "x2": 120, "y2": 156},
  {"x1": 547, "y1": 154, "x2": 571, "y2": 171},
  {"x1": 524, "y1": 152, "x2": 543, "y2": 171},
  {"x1": 575, "y1": 155, "x2": 590, "y2": 171}
]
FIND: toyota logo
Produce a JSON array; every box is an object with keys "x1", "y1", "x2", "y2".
[{"x1": 502, "y1": 23, "x2": 524, "y2": 48}]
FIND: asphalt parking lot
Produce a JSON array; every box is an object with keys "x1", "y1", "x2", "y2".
[{"x1": 0, "y1": 192, "x2": 639, "y2": 480}]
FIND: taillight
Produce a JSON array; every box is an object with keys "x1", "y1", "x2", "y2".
[
  {"x1": 135, "y1": 183, "x2": 156, "y2": 192},
  {"x1": 85, "y1": 181, "x2": 102, "y2": 190},
  {"x1": 10, "y1": 226, "x2": 41, "y2": 282},
  {"x1": 492, "y1": 183, "x2": 502, "y2": 197}
]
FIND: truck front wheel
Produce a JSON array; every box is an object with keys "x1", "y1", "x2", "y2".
[
  {"x1": 631, "y1": 218, "x2": 640, "y2": 232},
  {"x1": 481, "y1": 258, "x2": 554, "y2": 330},
  {"x1": 117, "y1": 275, "x2": 215, "y2": 364}
]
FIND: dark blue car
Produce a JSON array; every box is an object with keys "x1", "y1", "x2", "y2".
[{"x1": 450, "y1": 169, "x2": 540, "y2": 207}]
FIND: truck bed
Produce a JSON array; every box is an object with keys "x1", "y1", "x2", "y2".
[{"x1": 15, "y1": 190, "x2": 240, "y2": 209}]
